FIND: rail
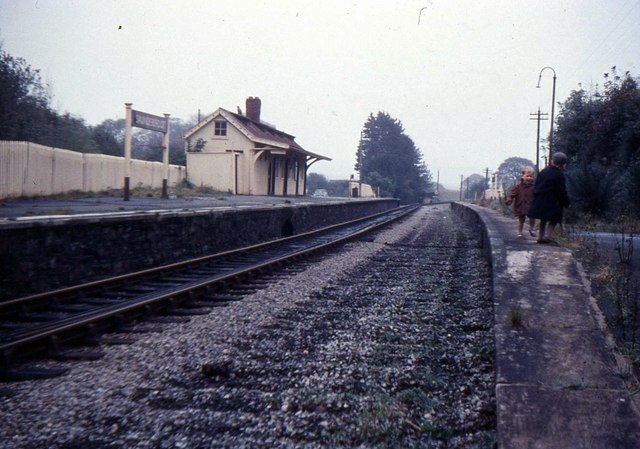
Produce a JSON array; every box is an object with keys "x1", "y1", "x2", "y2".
[{"x1": 0, "y1": 204, "x2": 419, "y2": 377}]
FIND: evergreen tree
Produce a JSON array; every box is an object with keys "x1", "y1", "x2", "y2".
[{"x1": 356, "y1": 112, "x2": 431, "y2": 204}]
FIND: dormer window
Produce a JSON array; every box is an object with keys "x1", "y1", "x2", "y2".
[{"x1": 214, "y1": 120, "x2": 227, "y2": 137}]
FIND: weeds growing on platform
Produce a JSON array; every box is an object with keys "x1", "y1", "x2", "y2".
[
  {"x1": 507, "y1": 304, "x2": 526, "y2": 328},
  {"x1": 6, "y1": 181, "x2": 232, "y2": 202},
  {"x1": 567, "y1": 218, "x2": 640, "y2": 380}
]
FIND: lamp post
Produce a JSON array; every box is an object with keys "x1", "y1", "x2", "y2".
[{"x1": 537, "y1": 67, "x2": 556, "y2": 164}]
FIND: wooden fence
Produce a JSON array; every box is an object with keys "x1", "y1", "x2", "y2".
[{"x1": 0, "y1": 141, "x2": 186, "y2": 199}]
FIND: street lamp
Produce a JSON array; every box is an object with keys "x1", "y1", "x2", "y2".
[{"x1": 537, "y1": 67, "x2": 556, "y2": 164}]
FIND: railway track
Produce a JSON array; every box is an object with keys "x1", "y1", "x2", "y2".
[{"x1": 0, "y1": 205, "x2": 418, "y2": 379}]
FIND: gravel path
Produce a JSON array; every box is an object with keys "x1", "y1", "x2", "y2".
[{"x1": 1, "y1": 204, "x2": 495, "y2": 448}]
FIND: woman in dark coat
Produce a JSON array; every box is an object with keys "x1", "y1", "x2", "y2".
[{"x1": 527, "y1": 152, "x2": 570, "y2": 244}]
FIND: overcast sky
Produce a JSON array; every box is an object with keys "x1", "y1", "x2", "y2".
[{"x1": 1, "y1": 0, "x2": 639, "y2": 189}]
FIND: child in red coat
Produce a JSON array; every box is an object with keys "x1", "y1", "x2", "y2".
[{"x1": 505, "y1": 166, "x2": 536, "y2": 239}]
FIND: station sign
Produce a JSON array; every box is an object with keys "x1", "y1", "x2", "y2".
[{"x1": 132, "y1": 109, "x2": 168, "y2": 133}]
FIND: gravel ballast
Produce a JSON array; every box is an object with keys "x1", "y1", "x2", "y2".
[{"x1": 1, "y1": 204, "x2": 495, "y2": 448}]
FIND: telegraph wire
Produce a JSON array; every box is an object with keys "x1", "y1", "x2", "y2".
[{"x1": 560, "y1": 0, "x2": 640, "y2": 93}]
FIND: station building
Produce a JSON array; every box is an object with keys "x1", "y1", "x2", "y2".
[{"x1": 183, "y1": 97, "x2": 330, "y2": 196}]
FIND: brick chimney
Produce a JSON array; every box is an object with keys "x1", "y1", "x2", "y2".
[{"x1": 245, "y1": 97, "x2": 261, "y2": 122}]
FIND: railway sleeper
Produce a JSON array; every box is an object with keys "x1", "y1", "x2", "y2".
[
  {"x1": 0, "y1": 322, "x2": 29, "y2": 331},
  {"x1": 48, "y1": 349, "x2": 105, "y2": 362},
  {"x1": 145, "y1": 316, "x2": 191, "y2": 324},
  {"x1": 81, "y1": 297, "x2": 122, "y2": 306},
  {"x1": 144, "y1": 281, "x2": 184, "y2": 288},
  {"x1": 242, "y1": 280, "x2": 273, "y2": 287},
  {"x1": 0, "y1": 364, "x2": 69, "y2": 382},
  {"x1": 47, "y1": 335, "x2": 105, "y2": 362},
  {"x1": 83, "y1": 323, "x2": 136, "y2": 347},
  {"x1": 15, "y1": 311, "x2": 71, "y2": 322},
  {"x1": 166, "y1": 307, "x2": 211, "y2": 316},
  {"x1": 163, "y1": 276, "x2": 203, "y2": 283},
  {"x1": 188, "y1": 269, "x2": 221, "y2": 276},
  {"x1": 96, "y1": 336, "x2": 139, "y2": 346},
  {"x1": 225, "y1": 289, "x2": 257, "y2": 296},
  {"x1": 50, "y1": 304, "x2": 93, "y2": 313},
  {"x1": 204, "y1": 294, "x2": 245, "y2": 303},
  {"x1": 114, "y1": 323, "x2": 164, "y2": 334},
  {"x1": 186, "y1": 300, "x2": 228, "y2": 308},
  {"x1": 121, "y1": 286, "x2": 160, "y2": 294}
]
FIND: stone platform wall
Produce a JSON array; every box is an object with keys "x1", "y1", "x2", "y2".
[{"x1": 0, "y1": 199, "x2": 399, "y2": 300}]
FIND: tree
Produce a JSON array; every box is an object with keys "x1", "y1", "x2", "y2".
[
  {"x1": 0, "y1": 45, "x2": 50, "y2": 142},
  {"x1": 555, "y1": 88, "x2": 600, "y2": 164},
  {"x1": 496, "y1": 157, "x2": 535, "y2": 190},
  {"x1": 91, "y1": 117, "x2": 195, "y2": 164},
  {"x1": 0, "y1": 46, "x2": 96, "y2": 153},
  {"x1": 463, "y1": 173, "x2": 486, "y2": 201},
  {"x1": 305, "y1": 172, "x2": 329, "y2": 194},
  {"x1": 51, "y1": 112, "x2": 98, "y2": 153},
  {"x1": 366, "y1": 171, "x2": 396, "y2": 198},
  {"x1": 566, "y1": 162, "x2": 615, "y2": 217},
  {"x1": 326, "y1": 179, "x2": 349, "y2": 197},
  {"x1": 91, "y1": 119, "x2": 124, "y2": 156},
  {"x1": 1, "y1": 47, "x2": 195, "y2": 164},
  {"x1": 168, "y1": 118, "x2": 197, "y2": 165},
  {"x1": 555, "y1": 68, "x2": 640, "y2": 218},
  {"x1": 614, "y1": 159, "x2": 640, "y2": 217},
  {"x1": 356, "y1": 112, "x2": 432, "y2": 204}
]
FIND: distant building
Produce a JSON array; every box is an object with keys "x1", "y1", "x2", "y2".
[
  {"x1": 483, "y1": 172, "x2": 503, "y2": 200},
  {"x1": 184, "y1": 97, "x2": 330, "y2": 196},
  {"x1": 348, "y1": 181, "x2": 377, "y2": 198}
]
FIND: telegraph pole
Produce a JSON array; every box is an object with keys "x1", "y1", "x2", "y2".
[{"x1": 530, "y1": 108, "x2": 548, "y2": 173}]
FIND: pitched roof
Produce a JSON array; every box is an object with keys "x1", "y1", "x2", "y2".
[{"x1": 184, "y1": 108, "x2": 330, "y2": 161}]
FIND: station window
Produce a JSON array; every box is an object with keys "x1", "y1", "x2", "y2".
[{"x1": 214, "y1": 120, "x2": 227, "y2": 137}]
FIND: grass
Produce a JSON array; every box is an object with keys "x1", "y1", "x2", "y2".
[
  {"x1": 357, "y1": 395, "x2": 404, "y2": 445},
  {"x1": 6, "y1": 183, "x2": 232, "y2": 202},
  {"x1": 507, "y1": 304, "x2": 526, "y2": 328}
]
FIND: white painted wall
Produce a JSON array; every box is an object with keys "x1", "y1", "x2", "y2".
[
  {"x1": 185, "y1": 115, "x2": 309, "y2": 196},
  {"x1": 0, "y1": 141, "x2": 186, "y2": 199}
]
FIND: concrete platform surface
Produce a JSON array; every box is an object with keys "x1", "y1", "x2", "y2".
[
  {"x1": 467, "y1": 204, "x2": 640, "y2": 449},
  {"x1": 0, "y1": 194, "x2": 362, "y2": 221}
]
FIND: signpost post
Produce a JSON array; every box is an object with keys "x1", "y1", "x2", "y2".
[
  {"x1": 161, "y1": 113, "x2": 170, "y2": 199},
  {"x1": 124, "y1": 103, "x2": 133, "y2": 201},
  {"x1": 123, "y1": 103, "x2": 170, "y2": 200}
]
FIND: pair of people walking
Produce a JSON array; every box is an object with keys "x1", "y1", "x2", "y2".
[{"x1": 505, "y1": 152, "x2": 570, "y2": 244}]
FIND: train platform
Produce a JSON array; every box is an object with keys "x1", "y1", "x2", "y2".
[
  {"x1": 3, "y1": 195, "x2": 639, "y2": 446},
  {"x1": 0, "y1": 193, "x2": 360, "y2": 221},
  {"x1": 463, "y1": 204, "x2": 640, "y2": 448}
]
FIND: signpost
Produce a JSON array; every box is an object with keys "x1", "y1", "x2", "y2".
[
  {"x1": 123, "y1": 103, "x2": 170, "y2": 200},
  {"x1": 132, "y1": 110, "x2": 169, "y2": 133}
]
